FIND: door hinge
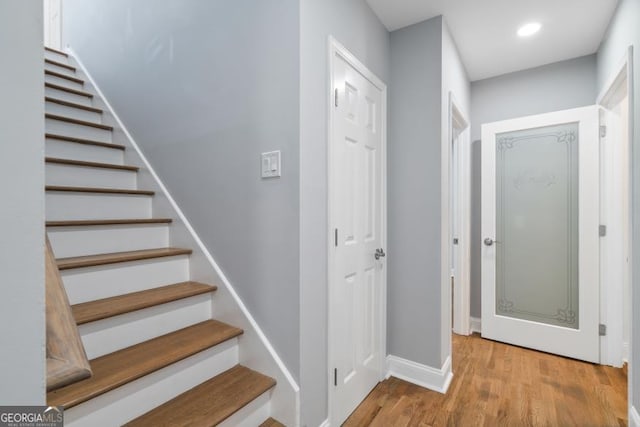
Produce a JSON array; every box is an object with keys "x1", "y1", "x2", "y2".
[
  {"x1": 334, "y1": 88, "x2": 339, "y2": 107},
  {"x1": 600, "y1": 125, "x2": 607, "y2": 138},
  {"x1": 599, "y1": 225, "x2": 607, "y2": 237},
  {"x1": 335, "y1": 228, "x2": 338, "y2": 247},
  {"x1": 334, "y1": 368, "x2": 337, "y2": 386},
  {"x1": 599, "y1": 324, "x2": 607, "y2": 336}
]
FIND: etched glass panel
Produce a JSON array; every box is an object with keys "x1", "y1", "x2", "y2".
[{"x1": 496, "y1": 123, "x2": 579, "y2": 329}]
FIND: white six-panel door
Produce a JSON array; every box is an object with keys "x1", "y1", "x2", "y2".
[
  {"x1": 481, "y1": 106, "x2": 600, "y2": 363},
  {"x1": 329, "y1": 38, "x2": 386, "y2": 425}
]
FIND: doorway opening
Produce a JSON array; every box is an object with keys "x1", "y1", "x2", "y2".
[{"x1": 449, "y1": 94, "x2": 471, "y2": 337}]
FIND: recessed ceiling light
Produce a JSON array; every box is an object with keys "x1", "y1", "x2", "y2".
[{"x1": 517, "y1": 22, "x2": 542, "y2": 37}]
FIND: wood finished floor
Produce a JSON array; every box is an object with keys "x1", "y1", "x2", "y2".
[{"x1": 345, "y1": 333, "x2": 627, "y2": 427}]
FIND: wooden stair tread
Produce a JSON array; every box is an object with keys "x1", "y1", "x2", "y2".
[
  {"x1": 45, "y1": 113, "x2": 113, "y2": 131},
  {"x1": 45, "y1": 82, "x2": 93, "y2": 98},
  {"x1": 45, "y1": 69, "x2": 84, "y2": 85},
  {"x1": 46, "y1": 133, "x2": 125, "y2": 150},
  {"x1": 45, "y1": 58, "x2": 76, "y2": 72},
  {"x1": 47, "y1": 320, "x2": 243, "y2": 409},
  {"x1": 125, "y1": 365, "x2": 276, "y2": 427},
  {"x1": 45, "y1": 157, "x2": 138, "y2": 172},
  {"x1": 45, "y1": 46, "x2": 68, "y2": 57},
  {"x1": 45, "y1": 97, "x2": 103, "y2": 114},
  {"x1": 46, "y1": 185, "x2": 154, "y2": 196},
  {"x1": 73, "y1": 282, "x2": 217, "y2": 325},
  {"x1": 260, "y1": 418, "x2": 286, "y2": 427},
  {"x1": 57, "y1": 247, "x2": 192, "y2": 270},
  {"x1": 47, "y1": 218, "x2": 172, "y2": 227}
]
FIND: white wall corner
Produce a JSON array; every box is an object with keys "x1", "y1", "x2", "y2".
[
  {"x1": 386, "y1": 355, "x2": 453, "y2": 394},
  {"x1": 629, "y1": 406, "x2": 640, "y2": 427},
  {"x1": 470, "y1": 316, "x2": 482, "y2": 334}
]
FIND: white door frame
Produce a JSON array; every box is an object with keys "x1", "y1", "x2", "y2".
[
  {"x1": 326, "y1": 35, "x2": 387, "y2": 425},
  {"x1": 596, "y1": 44, "x2": 634, "y2": 374},
  {"x1": 43, "y1": 0, "x2": 62, "y2": 50},
  {"x1": 449, "y1": 93, "x2": 472, "y2": 336},
  {"x1": 596, "y1": 46, "x2": 633, "y2": 367}
]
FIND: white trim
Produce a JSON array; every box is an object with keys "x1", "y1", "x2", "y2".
[
  {"x1": 597, "y1": 48, "x2": 632, "y2": 105},
  {"x1": 449, "y1": 92, "x2": 471, "y2": 337},
  {"x1": 318, "y1": 420, "x2": 331, "y2": 427},
  {"x1": 386, "y1": 355, "x2": 453, "y2": 394},
  {"x1": 327, "y1": 35, "x2": 387, "y2": 427},
  {"x1": 469, "y1": 316, "x2": 482, "y2": 334},
  {"x1": 66, "y1": 46, "x2": 301, "y2": 426},
  {"x1": 630, "y1": 406, "x2": 640, "y2": 427},
  {"x1": 597, "y1": 47, "x2": 633, "y2": 370}
]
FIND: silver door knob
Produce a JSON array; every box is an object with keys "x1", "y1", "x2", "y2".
[
  {"x1": 484, "y1": 238, "x2": 498, "y2": 246},
  {"x1": 375, "y1": 248, "x2": 386, "y2": 260}
]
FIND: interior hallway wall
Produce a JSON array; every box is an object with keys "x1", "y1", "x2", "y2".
[
  {"x1": 0, "y1": 0, "x2": 45, "y2": 405},
  {"x1": 63, "y1": 0, "x2": 301, "y2": 382}
]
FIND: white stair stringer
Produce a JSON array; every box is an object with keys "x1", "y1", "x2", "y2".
[{"x1": 68, "y1": 46, "x2": 301, "y2": 426}]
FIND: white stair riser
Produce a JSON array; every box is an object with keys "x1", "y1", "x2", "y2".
[
  {"x1": 46, "y1": 100, "x2": 102, "y2": 123},
  {"x1": 61, "y1": 256, "x2": 190, "y2": 304},
  {"x1": 80, "y1": 294, "x2": 213, "y2": 359},
  {"x1": 46, "y1": 138, "x2": 124, "y2": 165},
  {"x1": 44, "y1": 86, "x2": 92, "y2": 107},
  {"x1": 48, "y1": 224, "x2": 169, "y2": 258},
  {"x1": 219, "y1": 392, "x2": 271, "y2": 427},
  {"x1": 46, "y1": 118, "x2": 112, "y2": 143},
  {"x1": 45, "y1": 74, "x2": 84, "y2": 91},
  {"x1": 45, "y1": 163, "x2": 137, "y2": 190},
  {"x1": 45, "y1": 62, "x2": 76, "y2": 78},
  {"x1": 45, "y1": 138, "x2": 124, "y2": 165},
  {"x1": 46, "y1": 192, "x2": 152, "y2": 221},
  {"x1": 45, "y1": 50, "x2": 70, "y2": 63},
  {"x1": 64, "y1": 340, "x2": 239, "y2": 427}
]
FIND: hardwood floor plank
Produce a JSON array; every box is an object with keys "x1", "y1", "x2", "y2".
[{"x1": 345, "y1": 334, "x2": 628, "y2": 427}]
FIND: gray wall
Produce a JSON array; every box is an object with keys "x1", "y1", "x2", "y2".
[
  {"x1": 441, "y1": 18, "x2": 471, "y2": 362},
  {"x1": 469, "y1": 55, "x2": 598, "y2": 317},
  {"x1": 299, "y1": 1, "x2": 389, "y2": 425},
  {"x1": 388, "y1": 17, "x2": 443, "y2": 367},
  {"x1": 596, "y1": 0, "x2": 640, "y2": 411},
  {"x1": 63, "y1": 0, "x2": 301, "y2": 378},
  {"x1": 0, "y1": 0, "x2": 45, "y2": 404}
]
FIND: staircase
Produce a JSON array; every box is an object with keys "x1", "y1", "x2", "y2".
[{"x1": 43, "y1": 46, "x2": 290, "y2": 427}]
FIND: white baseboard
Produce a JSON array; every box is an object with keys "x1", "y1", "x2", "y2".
[
  {"x1": 470, "y1": 316, "x2": 482, "y2": 334},
  {"x1": 630, "y1": 406, "x2": 640, "y2": 427},
  {"x1": 386, "y1": 355, "x2": 453, "y2": 394},
  {"x1": 318, "y1": 419, "x2": 330, "y2": 427}
]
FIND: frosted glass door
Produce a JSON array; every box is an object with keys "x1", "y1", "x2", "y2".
[
  {"x1": 496, "y1": 123, "x2": 579, "y2": 329},
  {"x1": 481, "y1": 106, "x2": 600, "y2": 363}
]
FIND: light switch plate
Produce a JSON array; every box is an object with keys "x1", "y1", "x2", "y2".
[{"x1": 261, "y1": 150, "x2": 281, "y2": 178}]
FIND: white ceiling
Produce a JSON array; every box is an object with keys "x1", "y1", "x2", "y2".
[{"x1": 366, "y1": 0, "x2": 619, "y2": 81}]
